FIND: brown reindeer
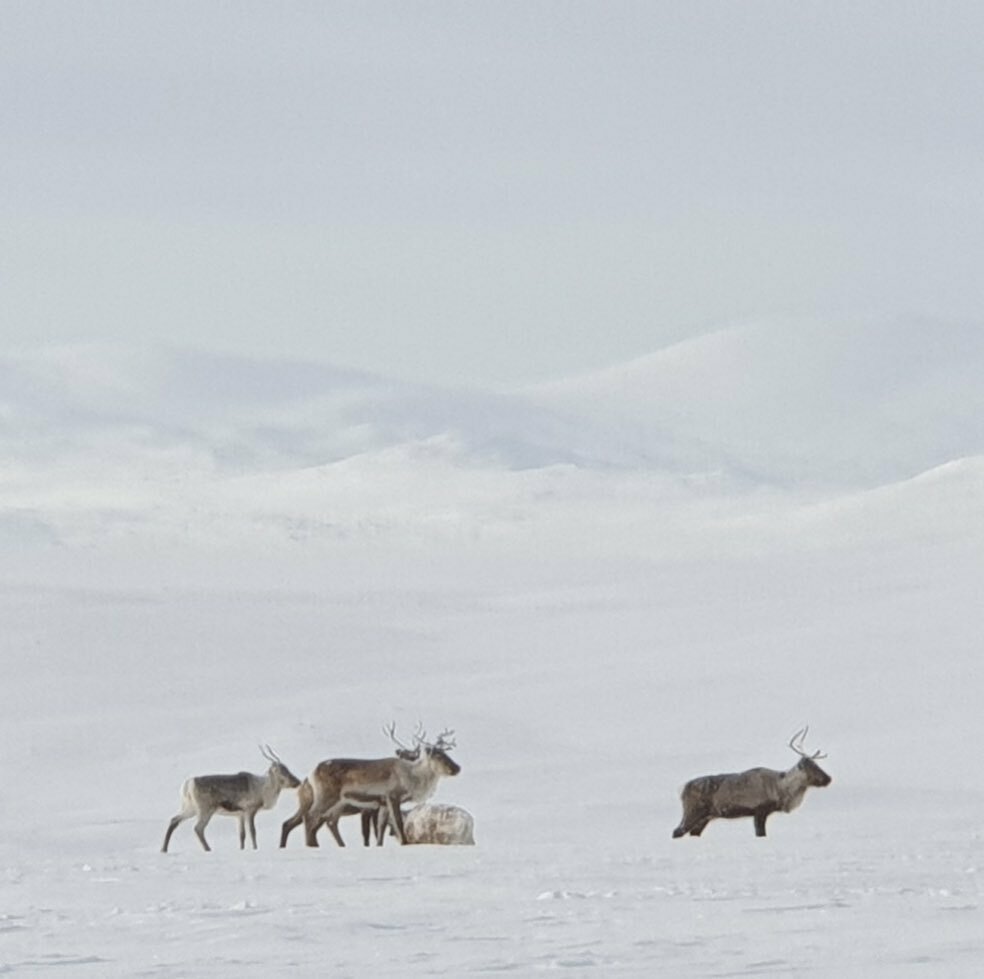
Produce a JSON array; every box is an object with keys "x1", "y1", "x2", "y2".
[
  {"x1": 284, "y1": 745, "x2": 419, "y2": 849},
  {"x1": 282, "y1": 780, "x2": 395, "y2": 847},
  {"x1": 280, "y1": 725, "x2": 459, "y2": 849},
  {"x1": 672, "y1": 728, "x2": 831, "y2": 839}
]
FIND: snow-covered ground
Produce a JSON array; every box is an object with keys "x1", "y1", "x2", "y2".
[{"x1": 2, "y1": 317, "x2": 982, "y2": 976}]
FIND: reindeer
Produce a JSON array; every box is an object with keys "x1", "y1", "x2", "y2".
[
  {"x1": 279, "y1": 724, "x2": 460, "y2": 849},
  {"x1": 279, "y1": 743, "x2": 419, "y2": 849},
  {"x1": 162, "y1": 745, "x2": 300, "y2": 853},
  {"x1": 348, "y1": 745, "x2": 423, "y2": 847},
  {"x1": 403, "y1": 803, "x2": 476, "y2": 845},
  {"x1": 672, "y1": 727, "x2": 831, "y2": 839}
]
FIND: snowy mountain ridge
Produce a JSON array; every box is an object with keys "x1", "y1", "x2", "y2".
[
  {"x1": 2, "y1": 315, "x2": 982, "y2": 557},
  {"x1": 531, "y1": 313, "x2": 984, "y2": 487},
  {"x1": 5, "y1": 314, "x2": 982, "y2": 481}
]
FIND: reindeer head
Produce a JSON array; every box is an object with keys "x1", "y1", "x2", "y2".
[
  {"x1": 419, "y1": 728, "x2": 460, "y2": 777},
  {"x1": 385, "y1": 722, "x2": 460, "y2": 776},
  {"x1": 260, "y1": 745, "x2": 301, "y2": 789},
  {"x1": 788, "y1": 727, "x2": 831, "y2": 787}
]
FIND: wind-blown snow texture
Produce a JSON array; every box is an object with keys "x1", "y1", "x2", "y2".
[{"x1": 2, "y1": 317, "x2": 982, "y2": 976}]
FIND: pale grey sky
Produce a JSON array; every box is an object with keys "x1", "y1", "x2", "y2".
[{"x1": 3, "y1": 1, "x2": 984, "y2": 386}]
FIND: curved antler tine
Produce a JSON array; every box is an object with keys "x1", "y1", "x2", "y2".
[
  {"x1": 264, "y1": 744, "x2": 283, "y2": 764},
  {"x1": 788, "y1": 726, "x2": 809, "y2": 755},
  {"x1": 412, "y1": 721, "x2": 427, "y2": 746},
  {"x1": 384, "y1": 721, "x2": 412, "y2": 751},
  {"x1": 435, "y1": 728, "x2": 456, "y2": 749}
]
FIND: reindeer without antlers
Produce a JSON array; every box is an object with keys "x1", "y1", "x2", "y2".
[
  {"x1": 402, "y1": 803, "x2": 476, "y2": 845},
  {"x1": 672, "y1": 727, "x2": 831, "y2": 839},
  {"x1": 286, "y1": 743, "x2": 420, "y2": 849},
  {"x1": 162, "y1": 745, "x2": 301, "y2": 853},
  {"x1": 279, "y1": 723, "x2": 460, "y2": 849}
]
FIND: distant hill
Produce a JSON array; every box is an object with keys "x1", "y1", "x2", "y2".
[
  {"x1": 0, "y1": 341, "x2": 679, "y2": 473},
  {"x1": 2, "y1": 318, "x2": 982, "y2": 552},
  {"x1": 530, "y1": 315, "x2": 984, "y2": 488}
]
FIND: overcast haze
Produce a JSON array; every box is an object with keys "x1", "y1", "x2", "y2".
[
  {"x1": 4, "y1": 1, "x2": 984, "y2": 385},
  {"x1": 5, "y1": 6, "x2": 984, "y2": 974}
]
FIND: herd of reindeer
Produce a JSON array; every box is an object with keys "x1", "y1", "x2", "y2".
[{"x1": 160, "y1": 724, "x2": 832, "y2": 853}]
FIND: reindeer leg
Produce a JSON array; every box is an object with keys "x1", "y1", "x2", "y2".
[
  {"x1": 247, "y1": 810, "x2": 258, "y2": 849},
  {"x1": 162, "y1": 813, "x2": 189, "y2": 853},
  {"x1": 688, "y1": 816, "x2": 711, "y2": 837},
  {"x1": 315, "y1": 799, "x2": 350, "y2": 847},
  {"x1": 304, "y1": 811, "x2": 322, "y2": 848},
  {"x1": 193, "y1": 812, "x2": 213, "y2": 851},
  {"x1": 325, "y1": 815, "x2": 346, "y2": 847},
  {"x1": 237, "y1": 814, "x2": 247, "y2": 849},
  {"x1": 280, "y1": 807, "x2": 304, "y2": 848},
  {"x1": 361, "y1": 809, "x2": 374, "y2": 847},
  {"x1": 673, "y1": 807, "x2": 708, "y2": 839},
  {"x1": 387, "y1": 793, "x2": 407, "y2": 844},
  {"x1": 754, "y1": 807, "x2": 772, "y2": 837}
]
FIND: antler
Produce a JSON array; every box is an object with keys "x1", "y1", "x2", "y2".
[
  {"x1": 383, "y1": 722, "x2": 414, "y2": 752},
  {"x1": 260, "y1": 744, "x2": 283, "y2": 764},
  {"x1": 386, "y1": 721, "x2": 456, "y2": 753},
  {"x1": 788, "y1": 726, "x2": 827, "y2": 760},
  {"x1": 433, "y1": 728, "x2": 456, "y2": 751},
  {"x1": 417, "y1": 726, "x2": 456, "y2": 751}
]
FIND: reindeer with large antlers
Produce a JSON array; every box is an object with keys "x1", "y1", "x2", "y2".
[
  {"x1": 280, "y1": 724, "x2": 460, "y2": 849},
  {"x1": 672, "y1": 727, "x2": 831, "y2": 839},
  {"x1": 162, "y1": 745, "x2": 301, "y2": 853}
]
